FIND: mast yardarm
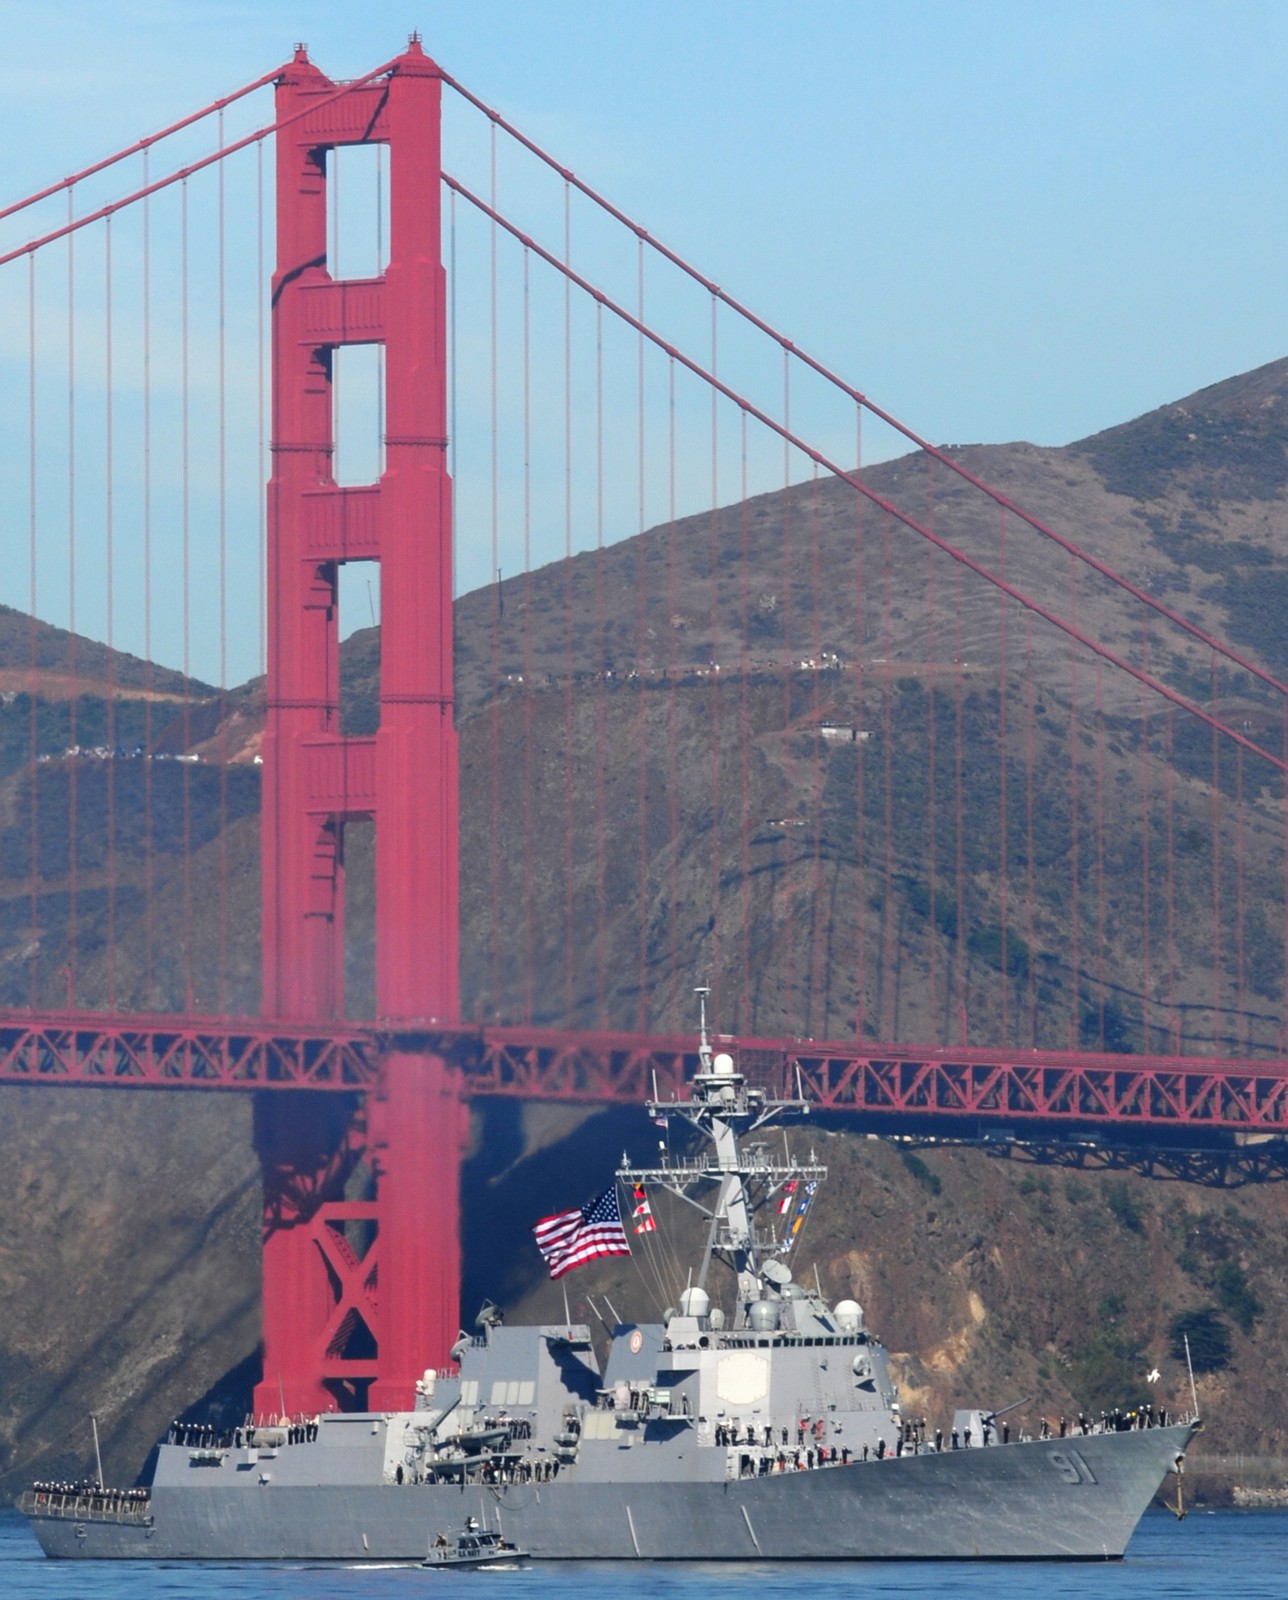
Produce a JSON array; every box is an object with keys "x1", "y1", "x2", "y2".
[{"x1": 619, "y1": 990, "x2": 826, "y2": 1322}]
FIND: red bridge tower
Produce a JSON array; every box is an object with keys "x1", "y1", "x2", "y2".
[{"x1": 255, "y1": 39, "x2": 464, "y2": 1416}]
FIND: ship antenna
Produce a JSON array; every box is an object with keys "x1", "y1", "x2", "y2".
[
  {"x1": 695, "y1": 985, "x2": 712, "y2": 1071},
  {"x1": 1183, "y1": 1334, "x2": 1200, "y2": 1421}
]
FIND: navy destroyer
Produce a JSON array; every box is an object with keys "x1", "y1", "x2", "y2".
[{"x1": 21, "y1": 1004, "x2": 1197, "y2": 1561}]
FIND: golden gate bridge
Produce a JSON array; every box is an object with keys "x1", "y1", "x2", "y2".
[{"x1": 2, "y1": 37, "x2": 1288, "y2": 1419}]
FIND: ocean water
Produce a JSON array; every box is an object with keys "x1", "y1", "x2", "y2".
[{"x1": 4, "y1": 1506, "x2": 1288, "y2": 1599}]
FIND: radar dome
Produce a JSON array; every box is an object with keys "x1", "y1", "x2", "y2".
[
  {"x1": 708, "y1": 1308, "x2": 726, "y2": 1330},
  {"x1": 834, "y1": 1299, "x2": 863, "y2": 1332},
  {"x1": 747, "y1": 1300, "x2": 780, "y2": 1332},
  {"x1": 679, "y1": 1286, "x2": 711, "y2": 1318},
  {"x1": 712, "y1": 1051, "x2": 736, "y2": 1076}
]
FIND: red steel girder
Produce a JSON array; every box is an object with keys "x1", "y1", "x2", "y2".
[
  {"x1": 6, "y1": 1013, "x2": 1288, "y2": 1136},
  {"x1": 457, "y1": 1027, "x2": 1288, "y2": 1136},
  {"x1": 0, "y1": 1012, "x2": 380, "y2": 1090}
]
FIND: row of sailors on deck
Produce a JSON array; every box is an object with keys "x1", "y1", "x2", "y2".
[
  {"x1": 167, "y1": 1418, "x2": 321, "y2": 1449},
  {"x1": 716, "y1": 1417, "x2": 830, "y2": 1449},
  {"x1": 1038, "y1": 1406, "x2": 1172, "y2": 1438},
  {"x1": 32, "y1": 1481, "x2": 149, "y2": 1503},
  {"x1": 723, "y1": 1404, "x2": 1175, "y2": 1468},
  {"x1": 395, "y1": 1457, "x2": 562, "y2": 1486},
  {"x1": 737, "y1": 1447, "x2": 855, "y2": 1475}
]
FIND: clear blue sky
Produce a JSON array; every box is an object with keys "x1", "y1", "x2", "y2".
[{"x1": 1, "y1": 1, "x2": 1285, "y2": 683}]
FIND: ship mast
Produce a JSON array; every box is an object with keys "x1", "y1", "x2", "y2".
[{"x1": 619, "y1": 989, "x2": 826, "y2": 1325}]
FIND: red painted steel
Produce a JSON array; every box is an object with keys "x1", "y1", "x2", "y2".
[
  {"x1": 257, "y1": 39, "x2": 462, "y2": 1415},
  {"x1": 7, "y1": 1012, "x2": 1288, "y2": 1137},
  {"x1": 456, "y1": 1027, "x2": 1288, "y2": 1133},
  {"x1": 0, "y1": 1013, "x2": 379, "y2": 1088}
]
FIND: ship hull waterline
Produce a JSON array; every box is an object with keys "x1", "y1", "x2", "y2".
[{"x1": 26, "y1": 1422, "x2": 1195, "y2": 1562}]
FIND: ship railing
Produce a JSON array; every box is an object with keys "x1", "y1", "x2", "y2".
[
  {"x1": 18, "y1": 1487, "x2": 152, "y2": 1524},
  {"x1": 595, "y1": 1387, "x2": 691, "y2": 1423}
]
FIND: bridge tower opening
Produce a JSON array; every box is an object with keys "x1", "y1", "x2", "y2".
[{"x1": 255, "y1": 39, "x2": 464, "y2": 1417}]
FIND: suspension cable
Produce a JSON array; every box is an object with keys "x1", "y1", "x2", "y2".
[
  {"x1": 439, "y1": 70, "x2": 1288, "y2": 705},
  {"x1": 0, "y1": 57, "x2": 402, "y2": 270},
  {"x1": 441, "y1": 173, "x2": 1288, "y2": 785},
  {"x1": 0, "y1": 67, "x2": 282, "y2": 225}
]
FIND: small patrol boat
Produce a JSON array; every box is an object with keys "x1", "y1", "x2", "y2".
[{"x1": 422, "y1": 1518, "x2": 528, "y2": 1569}]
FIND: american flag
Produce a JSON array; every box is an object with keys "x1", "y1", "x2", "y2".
[{"x1": 532, "y1": 1186, "x2": 631, "y2": 1279}]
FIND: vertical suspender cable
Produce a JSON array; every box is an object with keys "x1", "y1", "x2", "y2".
[
  {"x1": 1273, "y1": 707, "x2": 1286, "y2": 1056},
  {"x1": 105, "y1": 213, "x2": 117, "y2": 1008},
  {"x1": 952, "y1": 484, "x2": 965, "y2": 1042},
  {"x1": 1210, "y1": 655, "x2": 1221, "y2": 1047},
  {"x1": 142, "y1": 150, "x2": 155, "y2": 1006},
  {"x1": 217, "y1": 111, "x2": 229, "y2": 1014},
  {"x1": 881, "y1": 513, "x2": 895, "y2": 1035},
  {"x1": 996, "y1": 503, "x2": 1008, "y2": 1044},
  {"x1": 808, "y1": 463, "x2": 824, "y2": 1035},
  {"x1": 1067, "y1": 559, "x2": 1080, "y2": 1047},
  {"x1": 1024, "y1": 614, "x2": 1037, "y2": 1043},
  {"x1": 636, "y1": 239, "x2": 649, "y2": 1030},
  {"x1": 594, "y1": 300, "x2": 607, "y2": 1026},
  {"x1": 1140, "y1": 622, "x2": 1152, "y2": 1051},
  {"x1": 488, "y1": 128, "x2": 503, "y2": 1015},
  {"x1": 521, "y1": 246, "x2": 534, "y2": 1025},
  {"x1": 257, "y1": 139, "x2": 266, "y2": 686},
  {"x1": 924, "y1": 469, "x2": 937, "y2": 1036},
  {"x1": 1234, "y1": 746, "x2": 1245, "y2": 1054},
  {"x1": 780, "y1": 352, "x2": 794, "y2": 1030},
  {"x1": 66, "y1": 187, "x2": 78, "y2": 1005},
  {"x1": 1094, "y1": 660, "x2": 1106, "y2": 1049},
  {"x1": 562, "y1": 181, "x2": 575, "y2": 1021},
  {"x1": 667, "y1": 359, "x2": 679, "y2": 1019},
  {"x1": 707, "y1": 292, "x2": 722, "y2": 1024},
  {"x1": 738, "y1": 412, "x2": 752, "y2": 1034},
  {"x1": 181, "y1": 175, "x2": 193, "y2": 1010},
  {"x1": 1167, "y1": 706, "x2": 1179, "y2": 1051},
  {"x1": 853, "y1": 404, "x2": 866, "y2": 1041},
  {"x1": 27, "y1": 254, "x2": 38, "y2": 1007},
  {"x1": 256, "y1": 139, "x2": 266, "y2": 1011}
]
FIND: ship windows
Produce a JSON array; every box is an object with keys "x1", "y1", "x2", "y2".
[{"x1": 489, "y1": 1380, "x2": 536, "y2": 1406}]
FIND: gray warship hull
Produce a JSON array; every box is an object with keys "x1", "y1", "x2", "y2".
[
  {"x1": 25, "y1": 1422, "x2": 1194, "y2": 1561},
  {"x1": 22, "y1": 1036, "x2": 1200, "y2": 1564}
]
